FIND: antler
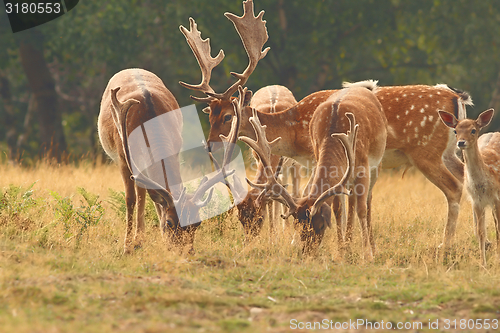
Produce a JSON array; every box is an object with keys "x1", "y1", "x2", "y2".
[
  {"x1": 180, "y1": 0, "x2": 269, "y2": 102},
  {"x1": 209, "y1": 0, "x2": 270, "y2": 100},
  {"x1": 309, "y1": 112, "x2": 358, "y2": 218},
  {"x1": 189, "y1": 87, "x2": 243, "y2": 206},
  {"x1": 179, "y1": 18, "x2": 225, "y2": 103},
  {"x1": 238, "y1": 92, "x2": 298, "y2": 218}
]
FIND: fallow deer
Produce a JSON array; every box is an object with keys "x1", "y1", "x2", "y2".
[
  {"x1": 438, "y1": 109, "x2": 500, "y2": 266},
  {"x1": 180, "y1": 0, "x2": 289, "y2": 238},
  {"x1": 179, "y1": 0, "x2": 473, "y2": 250},
  {"x1": 238, "y1": 85, "x2": 299, "y2": 239},
  {"x1": 98, "y1": 68, "x2": 239, "y2": 254}
]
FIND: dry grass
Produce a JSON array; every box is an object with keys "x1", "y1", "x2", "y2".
[{"x1": 0, "y1": 161, "x2": 500, "y2": 332}]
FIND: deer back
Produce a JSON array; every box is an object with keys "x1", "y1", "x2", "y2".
[
  {"x1": 309, "y1": 87, "x2": 387, "y2": 197},
  {"x1": 375, "y1": 84, "x2": 472, "y2": 154},
  {"x1": 98, "y1": 68, "x2": 183, "y2": 192}
]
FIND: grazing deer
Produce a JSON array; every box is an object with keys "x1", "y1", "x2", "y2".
[
  {"x1": 180, "y1": 0, "x2": 287, "y2": 238},
  {"x1": 238, "y1": 85, "x2": 387, "y2": 258},
  {"x1": 240, "y1": 85, "x2": 299, "y2": 238},
  {"x1": 438, "y1": 109, "x2": 500, "y2": 266},
  {"x1": 98, "y1": 68, "x2": 239, "y2": 254},
  {"x1": 179, "y1": 0, "x2": 473, "y2": 250}
]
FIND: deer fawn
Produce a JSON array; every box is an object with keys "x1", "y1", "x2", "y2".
[
  {"x1": 98, "y1": 69, "x2": 239, "y2": 254},
  {"x1": 439, "y1": 109, "x2": 500, "y2": 266}
]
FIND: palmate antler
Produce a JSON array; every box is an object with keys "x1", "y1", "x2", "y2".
[
  {"x1": 178, "y1": 18, "x2": 225, "y2": 103},
  {"x1": 179, "y1": 0, "x2": 269, "y2": 102}
]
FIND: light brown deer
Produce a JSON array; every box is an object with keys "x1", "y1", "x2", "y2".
[
  {"x1": 98, "y1": 68, "x2": 239, "y2": 254},
  {"x1": 179, "y1": 0, "x2": 473, "y2": 249},
  {"x1": 238, "y1": 85, "x2": 299, "y2": 238},
  {"x1": 438, "y1": 109, "x2": 500, "y2": 266},
  {"x1": 179, "y1": 0, "x2": 284, "y2": 238}
]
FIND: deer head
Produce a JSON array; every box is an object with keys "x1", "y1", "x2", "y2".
[{"x1": 179, "y1": 0, "x2": 269, "y2": 150}]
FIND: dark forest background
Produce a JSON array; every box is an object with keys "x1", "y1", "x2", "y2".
[{"x1": 1, "y1": 0, "x2": 500, "y2": 163}]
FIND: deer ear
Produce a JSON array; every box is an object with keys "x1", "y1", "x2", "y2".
[
  {"x1": 477, "y1": 108, "x2": 494, "y2": 129},
  {"x1": 202, "y1": 106, "x2": 211, "y2": 114},
  {"x1": 243, "y1": 90, "x2": 253, "y2": 106},
  {"x1": 438, "y1": 111, "x2": 458, "y2": 129}
]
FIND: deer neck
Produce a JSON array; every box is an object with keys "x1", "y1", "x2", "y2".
[{"x1": 462, "y1": 142, "x2": 487, "y2": 182}]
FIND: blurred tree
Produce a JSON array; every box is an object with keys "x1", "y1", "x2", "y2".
[
  {"x1": 19, "y1": 29, "x2": 67, "y2": 161},
  {"x1": 1, "y1": 0, "x2": 500, "y2": 162}
]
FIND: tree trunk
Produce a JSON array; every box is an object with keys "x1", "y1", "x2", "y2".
[
  {"x1": 487, "y1": 70, "x2": 500, "y2": 131},
  {"x1": 18, "y1": 31, "x2": 66, "y2": 161},
  {"x1": 0, "y1": 73, "x2": 18, "y2": 161}
]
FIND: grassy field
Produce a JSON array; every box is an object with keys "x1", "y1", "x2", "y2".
[{"x1": 0, "y1": 161, "x2": 500, "y2": 332}]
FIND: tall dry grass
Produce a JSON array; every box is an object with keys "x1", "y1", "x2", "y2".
[
  {"x1": 1, "y1": 161, "x2": 499, "y2": 333},
  {"x1": 0, "y1": 160, "x2": 490, "y2": 265}
]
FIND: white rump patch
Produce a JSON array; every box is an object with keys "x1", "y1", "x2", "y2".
[{"x1": 342, "y1": 79, "x2": 379, "y2": 92}]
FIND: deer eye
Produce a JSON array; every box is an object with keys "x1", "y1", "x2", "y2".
[
  {"x1": 223, "y1": 114, "x2": 232, "y2": 123},
  {"x1": 453, "y1": 130, "x2": 457, "y2": 134},
  {"x1": 471, "y1": 129, "x2": 476, "y2": 134}
]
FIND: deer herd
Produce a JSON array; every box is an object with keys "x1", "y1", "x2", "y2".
[{"x1": 98, "y1": 0, "x2": 500, "y2": 265}]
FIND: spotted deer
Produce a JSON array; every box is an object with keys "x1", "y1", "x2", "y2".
[
  {"x1": 98, "y1": 68, "x2": 239, "y2": 253},
  {"x1": 438, "y1": 109, "x2": 500, "y2": 266},
  {"x1": 238, "y1": 85, "x2": 387, "y2": 257}
]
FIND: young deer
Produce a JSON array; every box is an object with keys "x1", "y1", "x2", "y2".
[
  {"x1": 98, "y1": 69, "x2": 239, "y2": 253},
  {"x1": 239, "y1": 85, "x2": 387, "y2": 258},
  {"x1": 438, "y1": 109, "x2": 500, "y2": 266}
]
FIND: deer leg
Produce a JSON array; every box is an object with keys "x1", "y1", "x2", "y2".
[
  {"x1": 473, "y1": 204, "x2": 487, "y2": 266},
  {"x1": 344, "y1": 192, "x2": 357, "y2": 254},
  {"x1": 367, "y1": 165, "x2": 381, "y2": 255},
  {"x1": 291, "y1": 163, "x2": 301, "y2": 197},
  {"x1": 266, "y1": 200, "x2": 275, "y2": 239},
  {"x1": 355, "y1": 175, "x2": 374, "y2": 262},
  {"x1": 410, "y1": 156, "x2": 462, "y2": 249},
  {"x1": 121, "y1": 163, "x2": 136, "y2": 254},
  {"x1": 331, "y1": 196, "x2": 344, "y2": 254},
  {"x1": 492, "y1": 204, "x2": 500, "y2": 262},
  {"x1": 134, "y1": 185, "x2": 147, "y2": 248}
]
